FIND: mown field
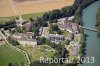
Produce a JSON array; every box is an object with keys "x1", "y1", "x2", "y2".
[
  {"x1": 21, "y1": 45, "x2": 55, "y2": 62},
  {"x1": 6, "y1": 12, "x2": 44, "y2": 20},
  {"x1": 0, "y1": 44, "x2": 27, "y2": 66},
  {"x1": 0, "y1": 12, "x2": 44, "y2": 24},
  {"x1": 32, "y1": 45, "x2": 55, "y2": 61}
]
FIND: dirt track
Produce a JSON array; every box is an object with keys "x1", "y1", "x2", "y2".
[{"x1": 0, "y1": 0, "x2": 74, "y2": 17}]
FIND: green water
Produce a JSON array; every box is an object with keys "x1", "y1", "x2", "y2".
[{"x1": 82, "y1": 1, "x2": 100, "y2": 66}]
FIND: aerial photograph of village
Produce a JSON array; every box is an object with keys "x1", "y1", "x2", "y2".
[{"x1": 0, "y1": 0, "x2": 100, "y2": 66}]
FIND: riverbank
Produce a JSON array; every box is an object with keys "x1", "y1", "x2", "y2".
[{"x1": 96, "y1": 8, "x2": 100, "y2": 37}]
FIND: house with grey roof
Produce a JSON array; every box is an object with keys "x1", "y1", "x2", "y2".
[
  {"x1": 12, "y1": 32, "x2": 37, "y2": 47},
  {"x1": 45, "y1": 34, "x2": 65, "y2": 44}
]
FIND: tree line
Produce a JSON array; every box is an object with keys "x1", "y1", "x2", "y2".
[
  {"x1": 96, "y1": 8, "x2": 100, "y2": 37},
  {"x1": 0, "y1": 19, "x2": 16, "y2": 30}
]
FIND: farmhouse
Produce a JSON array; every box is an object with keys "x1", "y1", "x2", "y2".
[
  {"x1": 12, "y1": 32, "x2": 37, "y2": 47},
  {"x1": 45, "y1": 34, "x2": 65, "y2": 44},
  {"x1": 17, "y1": 37, "x2": 37, "y2": 47},
  {"x1": 22, "y1": 21, "x2": 32, "y2": 30}
]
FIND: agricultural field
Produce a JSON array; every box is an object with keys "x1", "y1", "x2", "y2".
[
  {"x1": 0, "y1": 0, "x2": 74, "y2": 17},
  {"x1": 0, "y1": 44, "x2": 27, "y2": 66}
]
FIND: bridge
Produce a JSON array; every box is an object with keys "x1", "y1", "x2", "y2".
[{"x1": 81, "y1": 26, "x2": 97, "y2": 32}]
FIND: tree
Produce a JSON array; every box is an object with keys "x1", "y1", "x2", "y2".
[
  {"x1": 74, "y1": 7, "x2": 82, "y2": 24},
  {"x1": 49, "y1": 19, "x2": 58, "y2": 23},
  {"x1": 15, "y1": 27, "x2": 23, "y2": 33},
  {"x1": 57, "y1": 30, "x2": 63, "y2": 35},
  {"x1": 33, "y1": 27, "x2": 39, "y2": 36},
  {"x1": 7, "y1": 37, "x2": 20, "y2": 46},
  {"x1": 50, "y1": 25, "x2": 59, "y2": 31},
  {"x1": 64, "y1": 40, "x2": 70, "y2": 45},
  {"x1": 37, "y1": 37, "x2": 46, "y2": 45},
  {"x1": 97, "y1": 26, "x2": 100, "y2": 37},
  {"x1": 29, "y1": 17, "x2": 34, "y2": 22},
  {"x1": 96, "y1": 8, "x2": 100, "y2": 37},
  {"x1": 0, "y1": 20, "x2": 16, "y2": 30}
]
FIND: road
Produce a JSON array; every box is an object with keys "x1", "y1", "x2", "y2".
[{"x1": 0, "y1": 30, "x2": 30, "y2": 66}]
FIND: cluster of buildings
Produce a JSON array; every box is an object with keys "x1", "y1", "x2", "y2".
[
  {"x1": 11, "y1": 16, "x2": 80, "y2": 56},
  {"x1": 12, "y1": 32, "x2": 37, "y2": 47},
  {"x1": 57, "y1": 18, "x2": 79, "y2": 34},
  {"x1": 38, "y1": 17, "x2": 80, "y2": 45},
  {"x1": 57, "y1": 17, "x2": 80, "y2": 56}
]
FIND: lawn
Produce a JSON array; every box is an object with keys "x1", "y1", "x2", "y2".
[
  {"x1": 5, "y1": 12, "x2": 44, "y2": 20},
  {"x1": 31, "y1": 50, "x2": 54, "y2": 61},
  {"x1": 0, "y1": 18, "x2": 10, "y2": 24},
  {"x1": 62, "y1": 30, "x2": 70, "y2": 37},
  {"x1": 22, "y1": 45, "x2": 55, "y2": 62},
  {"x1": 31, "y1": 47, "x2": 54, "y2": 61},
  {"x1": 37, "y1": 45, "x2": 55, "y2": 58},
  {"x1": 0, "y1": 44, "x2": 27, "y2": 66},
  {"x1": 73, "y1": 34, "x2": 81, "y2": 43}
]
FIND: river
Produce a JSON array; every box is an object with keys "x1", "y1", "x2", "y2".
[{"x1": 82, "y1": 1, "x2": 100, "y2": 66}]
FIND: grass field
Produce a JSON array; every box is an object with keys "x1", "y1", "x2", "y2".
[
  {"x1": 0, "y1": 17, "x2": 11, "y2": 24},
  {"x1": 6, "y1": 12, "x2": 44, "y2": 20},
  {"x1": 22, "y1": 45, "x2": 55, "y2": 62},
  {"x1": 0, "y1": 44, "x2": 27, "y2": 66},
  {"x1": 0, "y1": 12, "x2": 44, "y2": 24},
  {"x1": 63, "y1": 30, "x2": 70, "y2": 37},
  {"x1": 31, "y1": 46, "x2": 55, "y2": 61}
]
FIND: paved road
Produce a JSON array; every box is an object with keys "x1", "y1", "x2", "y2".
[{"x1": 0, "y1": 30, "x2": 30, "y2": 66}]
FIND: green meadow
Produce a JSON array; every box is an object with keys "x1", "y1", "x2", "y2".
[
  {"x1": 3, "y1": 12, "x2": 44, "y2": 20},
  {"x1": 0, "y1": 44, "x2": 27, "y2": 66}
]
